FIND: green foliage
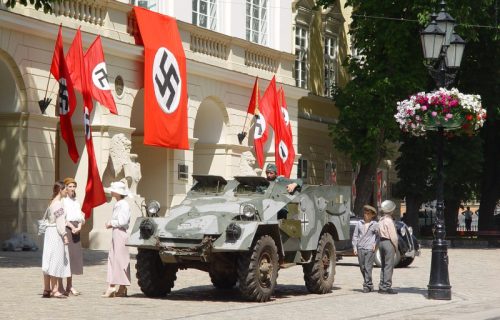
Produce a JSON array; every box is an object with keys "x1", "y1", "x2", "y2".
[
  {"x1": 5, "y1": 0, "x2": 57, "y2": 13},
  {"x1": 329, "y1": 0, "x2": 428, "y2": 166},
  {"x1": 324, "y1": 0, "x2": 496, "y2": 209}
]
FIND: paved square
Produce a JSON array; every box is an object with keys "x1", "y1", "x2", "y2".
[{"x1": 1, "y1": 247, "x2": 499, "y2": 320}]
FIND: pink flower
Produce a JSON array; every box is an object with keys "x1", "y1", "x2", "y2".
[
  {"x1": 421, "y1": 105, "x2": 427, "y2": 111},
  {"x1": 446, "y1": 113, "x2": 453, "y2": 119},
  {"x1": 431, "y1": 111, "x2": 437, "y2": 117}
]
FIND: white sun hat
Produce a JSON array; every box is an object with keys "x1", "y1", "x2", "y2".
[
  {"x1": 104, "y1": 181, "x2": 130, "y2": 196},
  {"x1": 381, "y1": 200, "x2": 396, "y2": 214}
]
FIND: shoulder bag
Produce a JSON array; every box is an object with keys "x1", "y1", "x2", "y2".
[{"x1": 37, "y1": 207, "x2": 50, "y2": 235}]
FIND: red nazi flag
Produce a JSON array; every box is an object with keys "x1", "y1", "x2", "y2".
[
  {"x1": 50, "y1": 25, "x2": 79, "y2": 163},
  {"x1": 134, "y1": 7, "x2": 189, "y2": 150},
  {"x1": 84, "y1": 36, "x2": 118, "y2": 115}
]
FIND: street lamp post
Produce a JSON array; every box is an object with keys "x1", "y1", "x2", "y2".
[{"x1": 419, "y1": 0, "x2": 466, "y2": 301}]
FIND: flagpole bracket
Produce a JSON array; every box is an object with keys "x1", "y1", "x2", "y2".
[
  {"x1": 38, "y1": 98, "x2": 52, "y2": 114},
  {"x1": 237, "y1": 132, "x2": 247, "y2": 144}
]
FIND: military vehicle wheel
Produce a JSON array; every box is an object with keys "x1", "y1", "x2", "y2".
[
  {"x1": 237, "y1": 235, "x2": 279, "y2": 302},
  {"x1": 303, "y1": 233, "x2": 336, "y2": 294},
  {"x1": 209, "y1": 271, "x2": 237, "y2": 289},
  {"x1": 209, "y1": 254, "x2": 237, "y2": 289},
  {"x1": 396, "y1": 257, "x2": 414, "y2": 268},
  {"x1": 136, "y1": 249, "x2": 177, "y2": 297},
  {"x1": 374, "y1": 248, "x2": 401, "y2": 268}
]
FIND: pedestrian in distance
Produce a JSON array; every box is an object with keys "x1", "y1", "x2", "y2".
[
  {"x1": 62, "y1": 177, "x2": 85, "y2": 296},
  {"x1": 102, "y1": 181, "x2": 131, "y2": 298},
  {"x1": 41, "y1": 181, "x2": 71, "y2": 299},
  {"x1": 463, "y1": 206, "x2": 473, "y2": 231},
  {"x1": 378, "y1": 200, "x2": 399, "y2": 294},
  {"x1": 352, "y1": 205, "x2": 379, "y2": 293}
]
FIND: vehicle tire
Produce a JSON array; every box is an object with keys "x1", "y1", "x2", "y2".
[
  {"x1": 374, "y1": 248, "x2": 401, "y2": 268},
  {"x1": 237, "y1": 235, "x2": 279, "y2": 302},
  {"x1": 396, "y1": 257, "x2": 415, "y2": 268},
  {"x1": 136, "y1": 249, "x2": 177, "y2": 297},
  {"x1": 209, "y1": 254, "x2": 237, "y2": 289},
  {"x1": 303, "y1": 233, "x2": 336, "y2": 294}
]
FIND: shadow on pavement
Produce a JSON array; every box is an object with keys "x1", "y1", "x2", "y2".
[
  {"x1": 126, "y1": 283, "x2": 326, "y2": 303},
  {"x1": 0, "y1": 249, "x2": 109, "y2": 268}
]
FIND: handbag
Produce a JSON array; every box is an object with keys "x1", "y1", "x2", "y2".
[{"x1": 37, "y1": 207, "x2": 50, "y2": 235}]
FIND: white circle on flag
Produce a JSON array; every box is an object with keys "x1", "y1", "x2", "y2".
[
  {"x1": 254, "y1": 114, "x2": 267, "y2": 139},
  {"x1": 92, "y1": 62, "x2": 111, "y2": 90},
  {"x1": 153, "y1": 47, "x2": 182, "y2": 114},
  {"x1": 279, "y1": 140, "x2": 289, "y2": 161},
  {"x1": 281, "y1": 107, "x2": 290, "y2": 126}
]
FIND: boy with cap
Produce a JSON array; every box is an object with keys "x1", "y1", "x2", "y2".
[
  {"x1": 352, "y1": 204, "x2": 379, "y2": 293},
  {"x1": 378, "y1": 200, "x2": 399, "y2": 294}
]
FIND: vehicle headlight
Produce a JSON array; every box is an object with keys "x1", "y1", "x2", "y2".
[
  {"x1": 242, "y1": 204, "x2": 256, "y2": 219},
  {"x1": 226, "y1": 223, "x2": 242, "y2": 242},
  {"x1": 147, "y1": 200, "x2": 161, "y2": 217},
  {"x1": 139, "y1": 218, "x2": 156, "y2": 240},
  {"x1": 400, "y1": 227, "x2": 407, "y2": 237}
]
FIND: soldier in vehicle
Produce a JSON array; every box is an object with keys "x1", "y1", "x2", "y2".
[
  {"x1": 265, "y1": 163, "x2": 303, "y2": 219},
  {"x1": 264, "y1": 163, "x2": 302, "y2": 193}
]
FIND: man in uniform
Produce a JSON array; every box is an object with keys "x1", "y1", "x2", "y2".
[
  {"x1": 264, "y1": 163, "x2": 302, "y2": 219},
  {"x1": 264, "y1": 163, "x2": 302, "y2": 193}
]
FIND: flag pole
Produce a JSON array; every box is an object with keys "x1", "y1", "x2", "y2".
[
  {"x1": 38, "y1": 70, "x2": 53, "y2": 114},
  {"x1": 238, "y1": 77, "x2": 259, "y2": 144}
]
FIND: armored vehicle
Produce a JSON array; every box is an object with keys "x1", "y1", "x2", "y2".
[{"x1": 128, "y1": 175, "x2": 351, "y2": 302}]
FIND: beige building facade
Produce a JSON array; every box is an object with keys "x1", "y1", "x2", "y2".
[{"x1": 0, "y1": 0, "x2": 353, "y2": 249}]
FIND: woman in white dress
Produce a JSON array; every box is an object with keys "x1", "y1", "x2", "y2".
[
  {"x1": 41, "y1": 181, "x2": 70, "y2": 298},
  {"x1": 62, "y1": 177, "x2": 85, "y2": 296},
  {"x1": 102, "y1": 181, "x2": 131, "y2": 298}
]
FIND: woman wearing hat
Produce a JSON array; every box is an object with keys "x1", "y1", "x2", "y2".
[
  {"x1": 62, "y1": 177, "x2": 85, "y2": 296},
  {"x1": 102, "y1": 181, "x2": 131, "y2": 298}
]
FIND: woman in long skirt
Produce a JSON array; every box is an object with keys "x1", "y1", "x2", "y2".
[
  {"x1": 41, "y1": 181, "x2": 71, "y2": 298},
  {"x1": 102, "y1": 181, "x2": 131, "y2": 298},
  {"x1": 62, "y1": 177, "x2": 85, "y2": 296}
]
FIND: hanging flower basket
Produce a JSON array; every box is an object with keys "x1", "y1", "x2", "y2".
[{"x1": 395, "y1": 88, "x2": 487, "y2": 136}]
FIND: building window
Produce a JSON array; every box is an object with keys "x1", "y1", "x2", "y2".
[
  {"x1": 193, "y1": 0, "x2": 217, "y2": 31},
  {"x1": 324, "y1": 160, "x2": 337, "y2": 185},
  {"x1": 178, "y1": 164, "x2": 189, "y2": 180},
  {"x1": 246, "y1": 0, "x2": 268, "y2": 45},
  {"x1": 131, "y1": 0, "x2": 158, "y2": 10},
  {"x1": 298, "y1": 158, "x2": 308, "y2": 179},
  {"x1": 295, "y1": 25, "x2": 308, "y2": 89},
  {"x1": 324, "y1": 36, "x2": 337, "y2": 97}
]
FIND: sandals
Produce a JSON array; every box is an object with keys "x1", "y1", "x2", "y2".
[
  {"x1": 52, "y1": 292, "x2": 67, "y2": 299},
  {"x1": 42, "y1": 290, "x2": 51, "y2": 298},
  {"x1": 115, "y1": 286, "x2": 127, "y2": 297},
  {"x1": 66, "y1": 288, "x2": 81, "y2": 296}
]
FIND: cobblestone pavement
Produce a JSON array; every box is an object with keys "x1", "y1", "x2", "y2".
[{"x1": 1, "y1": 247, "x2": 499, "y2": 320}]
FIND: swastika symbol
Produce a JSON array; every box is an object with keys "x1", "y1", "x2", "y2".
[
  {"x1": 92, "y1": 62, "x2": 111, "y2": 90},
  {"x1": 153, "y1": 47, "x2": 182, "y2": 114},
  {"x1": 279, "y1": 140, "x2": 288, "y2": 161},
  {"x1": 84, "y1": 107, "x2": 91, "y2": 140},
  {"x1": 58, "y1": 78, "x2": 69, "y2": 116}
]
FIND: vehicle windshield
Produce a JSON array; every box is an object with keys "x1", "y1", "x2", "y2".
[
  {"x1": 191, "y1": 175, "x2": 228, "y2": 194},
  {"x1": 233, "y1": 176, "x2": 269, "y2": 195}
]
